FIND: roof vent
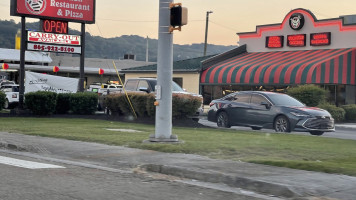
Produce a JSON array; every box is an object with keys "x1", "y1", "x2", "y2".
[{"x1": 124, "y1": 54, "x2": 136, "y2": 60}]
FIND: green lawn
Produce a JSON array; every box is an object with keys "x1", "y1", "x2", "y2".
[{"x1": 1, "y1": 117, "x2": 356, "y2": 176}]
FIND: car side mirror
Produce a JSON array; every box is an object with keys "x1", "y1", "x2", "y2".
[{"x1": 261, "y1": 102, "x2": 271, "y2": 109}]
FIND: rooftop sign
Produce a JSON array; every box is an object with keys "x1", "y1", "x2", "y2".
[{"x1": 11, "y1": 0, "x2": 96, "y2": 24}]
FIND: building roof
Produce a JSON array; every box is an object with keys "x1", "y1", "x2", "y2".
[
  {"x1": 0, "y1": 48, "x2": 52, "y2": 63},
  {"x1": 122, "y1": 55, "x2": 214, "y2": 73},
  {"x1": 50, "y1": 54, "x2": 155, "y2": 75},
  {"x1": 0, "y1": 48, "x2": 155, "y2": 75}
]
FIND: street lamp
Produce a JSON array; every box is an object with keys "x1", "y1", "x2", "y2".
[{"x1": 204, "y1": 11, "x2": 213, "y2": 56}]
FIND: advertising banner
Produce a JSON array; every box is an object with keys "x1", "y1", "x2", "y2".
[
  {"x1": 11, "y1": 0, "x2": 95, "y2": 24},
  {"x1": 25, "y1": 71, "x2": 79, "y2": 93},
  {"x1": 27, "y1": 31, "x2": 81, "y2": 45}
]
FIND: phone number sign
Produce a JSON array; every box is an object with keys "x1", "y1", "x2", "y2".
[
  {"x1": 10, "y1": 0, "x2": 96, "y2": 24},
  {"x1": 28, "y1": 43, "x2": 82, "y2": 54}
]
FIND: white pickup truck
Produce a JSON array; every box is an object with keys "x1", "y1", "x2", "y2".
[{"x1": 0, "y1": 84, "x2": 19, "y2": 109}]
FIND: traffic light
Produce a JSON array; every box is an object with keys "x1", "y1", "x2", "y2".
[{"x1": 170, "y1": 3, "x2": 188, "y2": 32}]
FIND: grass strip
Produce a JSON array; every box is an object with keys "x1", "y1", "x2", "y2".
[{"x1": 1, "y1": 117, "x2": 355, "y2": 176}]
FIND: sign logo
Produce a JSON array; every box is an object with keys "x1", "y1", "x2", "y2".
[
  {"x1": 289, "y1": 13, "x2": 305, "y2": 30},
  {"x1": 25, "y1": 0, "x2": 46, "y2": 15}
]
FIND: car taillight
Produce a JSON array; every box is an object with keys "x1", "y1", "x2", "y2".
[{"x1": 209, "y1": 102, "x2": 215, "y2": 107}]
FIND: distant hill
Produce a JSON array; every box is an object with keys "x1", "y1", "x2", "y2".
[{"x1": 0, "y1": 20, "x2": 236, "y2": 61}]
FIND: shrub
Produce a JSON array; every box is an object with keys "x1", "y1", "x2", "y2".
[
  {"x1": 70, "y1": 92, "x2": 98, "y2": 115},
  {"x1": 106, "y1": 93, "x2": 152, "y2": 117},
  {"x1": 318, "y1": 103, "x2": 345, "y2": 122},
  {"x1": 146, "y1": 94, "x2": 156, "y2": 117},
  {"x1": 172, "y1": 94, "x2": 202, "y2": 119},
  {"x1": 105, "y1": 94, "x2": 123, "y2": 115},
  {"x1": 287, "y1": 85, "x2": 327, "y2": 107},
  {"x1": 25, "y1": 91, "x2": 57, "y2": 115},
  {"x1": 341, "y1": 104, "x2": 356, "y2": 121},
  {"x1": 105, "y1": 93, "x2": 202, "y2": 119},
  {"x1": 56, "y1": 93, "x2": 72, "y2": 114},
  {"x1": 0, "y1": 92, "x2": 6, "y2": 110}
]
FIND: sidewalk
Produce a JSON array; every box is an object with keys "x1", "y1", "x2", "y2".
[{"x1": 0, "y1": 131, "x2": 355, "y2": 200}]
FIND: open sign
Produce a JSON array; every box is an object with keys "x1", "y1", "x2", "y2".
[{"x1": 41, "y1": 19, "x2": 68, "y2": 34}]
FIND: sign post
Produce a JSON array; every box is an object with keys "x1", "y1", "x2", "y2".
[{"x1": 19, "y1": 17, "x2": 26, "y2": 109}]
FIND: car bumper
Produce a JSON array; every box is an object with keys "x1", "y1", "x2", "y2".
[{"x1": 293, "y1": 117, "x2": 335, "y2": 132}]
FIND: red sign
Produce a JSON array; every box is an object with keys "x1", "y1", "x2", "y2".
[
  {"x1": 310, "y1": 32, "x2": 331, "y2": 46},
  {"x1": 11, "y1": 0, "x2": 95, "y2": 24},
  {"x1": 98, "y1": 68, "x2": 104, "y2": 75},
  {"x1": 41, "y1": 19, "x2": 68, "y2": 34},
  {"x1": 28, "y1": 31, "x2": 81, "y2": 45},
  {"x1": 266, "y1": 36, "x2": 284, "y2": 48},
  {"x1": 287, "y1": 34, "x2": 306, "y2": 47}
]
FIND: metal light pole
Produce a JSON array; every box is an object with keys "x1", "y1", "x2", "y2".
[
  {"x1": 149, "y1": 0, "x2": 177, "y2": 142},
  {"x1": 204, "y1": 11, "x2": 213, "y2": 56}
]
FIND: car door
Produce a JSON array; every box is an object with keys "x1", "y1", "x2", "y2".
[
  {"x1": 248, "y1": 93, "x2": 274, "y2": 127},
  {"x1": 226, "y1": 93, "x2": 251, "y2": 126}
]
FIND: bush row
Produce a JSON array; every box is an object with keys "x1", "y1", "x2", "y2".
[
  {"x1": 105, "y1": 92, "x2": 202, "y2": 119},
  {"x1": 0, "y1": 92, "x2": 6, "y2": 111},
  {"x1": 287, "y1": 85, "x2": 327, "y2": 107},
  {"x1": 287, "y1": 85, "x2": 356, "y2": 122},
  {"x1": 25, "y1": 91, "x2": 98, "y2": 115}
]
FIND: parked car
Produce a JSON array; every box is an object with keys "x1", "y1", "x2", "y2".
[
  {"x1": 207, "y1": 91, "x2": 335, "y2": 135},
  {"x1": 0, "y1": 84, "x2": 19, "y2": 109}
]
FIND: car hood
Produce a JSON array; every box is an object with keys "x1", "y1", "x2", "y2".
[
  {"x1": 289, "y1": 106, "x2": 331, "y2": 117},
  {"x1": 173, "y1": 91, "x2": 203, "y2": 98}
]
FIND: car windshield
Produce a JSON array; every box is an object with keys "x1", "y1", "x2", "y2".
[
  {"x1": 268, "y1": 93, "x2": 304, "y2": 106},
  {"x1": 150, "y1": 80, "x2": 184, "y2": 92}
]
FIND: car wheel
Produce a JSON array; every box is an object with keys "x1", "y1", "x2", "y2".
[
  {"x1": 309, "y1": 131, "x2": 324, "y2": 136},
  {"x1": 217, "y1": 112, "x2": 231, "y2": 128},
  {"x1": 274, "y1": 115, "x2": 290, "y2": 132},
  {"x1": 251, "y1": 126, "x2": 262, "y2": 130},
  {"x1": 4, "y1": 99, "x2": 9, "y2": 109}
]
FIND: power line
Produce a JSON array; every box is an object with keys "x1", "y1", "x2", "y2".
[
  {"x1": 210, "y1": 20, "x2": 239, "y2": 32},
  {"x1": 96, "y1": 18, "x2": 204, "y2": 23}
]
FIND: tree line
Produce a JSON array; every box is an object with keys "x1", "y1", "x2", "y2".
[{"x1": 0, "y1": 19, "x2": 235, "y2": 61}]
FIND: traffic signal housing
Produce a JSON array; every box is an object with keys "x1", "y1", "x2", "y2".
[{"x1": 170, "y1": 3, "x2": 188, "y2": 32}]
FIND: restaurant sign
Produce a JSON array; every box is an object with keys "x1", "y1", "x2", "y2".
[
  {"x1": 10, "y1": 0, "x2": 96, "y2": 24},
  {"x1": 27, "y1": 31, "x2": 81, "y2": 45}
]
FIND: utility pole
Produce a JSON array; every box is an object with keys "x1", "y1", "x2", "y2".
[
  {"x1": 146, "y1": 36, "x2": 149, "y2": 62},
  {"x1": 203, "y1": 11, "x2": 213, "y2": 56},
  {"x1": 149, "y1": 0, "x2": 177, "y2": 142}
]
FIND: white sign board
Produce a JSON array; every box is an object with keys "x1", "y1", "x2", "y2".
[
  {"x1": 27, "y1": 31, "x2": 81, "y2": 46},
  {"x1": 25, "y1": 71, "x2": 79, "y2": 94},
  {"x1": 27, "y1": 43, "x2": 82, "y2": 54}
]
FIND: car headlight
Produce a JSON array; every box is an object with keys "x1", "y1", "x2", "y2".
[{"x1": 290, "y1": 112, "x2": 311, "y2": 117}]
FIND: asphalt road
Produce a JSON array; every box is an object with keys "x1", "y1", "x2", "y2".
[
  {"x1": 0, "y1": 151, "x2": 280, "y2": 200},
  {"x1": 198, "y1": 118, "x2": 356, "y2": 141}
]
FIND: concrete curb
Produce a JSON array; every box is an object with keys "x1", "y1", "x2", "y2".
[
  {"x1": 140, "y1": 164, "x2": 302, "y2": 199},
  {"x1": 0, "y1": 141, "x2": 25, "y2": 151}
]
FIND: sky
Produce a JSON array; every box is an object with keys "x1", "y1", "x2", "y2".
[{"x1": 0, "y1": 0, "x2": 356, "y2": 46}]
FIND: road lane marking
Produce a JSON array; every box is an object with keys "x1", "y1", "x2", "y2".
[{"x1": 0, "y1": 155, "x2": 65, "y2": 169}]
